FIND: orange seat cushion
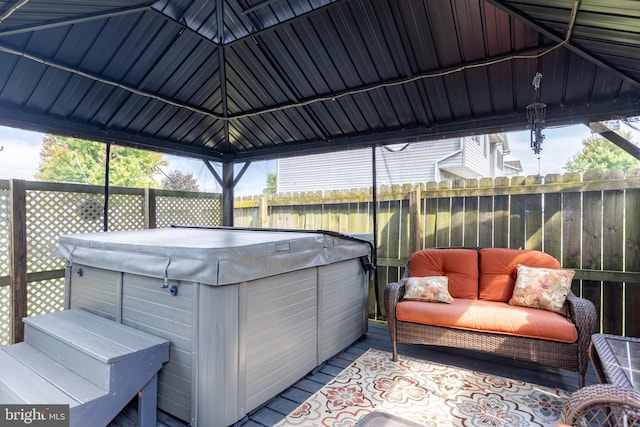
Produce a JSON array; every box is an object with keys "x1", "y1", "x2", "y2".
[
  {"x1": 478, "y1": 248, "x2": 561, "y2": 302},
  {"x1": 396, "y1": 299, "x2": 578, "y2": 343},
  {"x1": 409, "y1": 249, "x2": 478, "y2": 299}
]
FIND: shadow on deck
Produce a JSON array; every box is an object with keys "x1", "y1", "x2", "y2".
[{"x1": 111, "y1": 320, "x2": 598, "y2": 427}]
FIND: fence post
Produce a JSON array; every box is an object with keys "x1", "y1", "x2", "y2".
[
  {"x1": 409, "y1": 185, "x2": 421, "y2": 253},
  {"x1": 260, "y1": 195, "x2": 269, "y2": 228},
  {"x1": 9, "y1": 179, "x2": 27, "y2": 343},
  {"x1": 144, "y1": 188, "x2": 157, "y2": 229}
]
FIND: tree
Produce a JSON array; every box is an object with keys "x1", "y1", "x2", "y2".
[
  {"x1": 263, "y1": 172, "x2": 276, "y2": 194},
  {"x1": 160, "y1": 170, "x2": 200, "y2": 191},
  {"x1": 36, "y1": 134, "x2": 167, "y2": 187},
  {"x1": 565, "y1": 131, "x2": 640, "y2": 173}
]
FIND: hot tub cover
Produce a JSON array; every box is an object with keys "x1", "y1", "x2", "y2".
[{"x1": 56, "y1": 227, "x2": 371, "y2": 286}]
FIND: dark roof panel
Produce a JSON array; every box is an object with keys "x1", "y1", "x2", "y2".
[{"x1": 0, "y1": 0, "x2": 638, "y2": 161}]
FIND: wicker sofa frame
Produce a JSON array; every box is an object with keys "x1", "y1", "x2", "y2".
[
  {"x1": 384, "y1": 251, "x2": 598, "y2": 388},
  {"x1": 561, "y1": 384, "x2": 640, "y2": 425},
  {"x1": 560, "y1": 334, "x2": 640, "y2": 425}
]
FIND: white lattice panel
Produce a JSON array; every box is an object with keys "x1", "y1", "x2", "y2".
[
  {"x1": 0, "y1": 190, "x2": 8, "y2": 276},
  {"x1": 26, "y1": 191, "x2": 104, "y2": 272},
  {"x1": 27, "y1": 278, "x2": 65, "y2": 317},
  {"x1": 157, "y1": 195, "x2": 222, "y2": 227},
  {"x1": 0, "y1": 286, "x2": 10, "y2": 347},
  {"x1": 107, "y1": 193, "x2": 145, "y2": 231}
]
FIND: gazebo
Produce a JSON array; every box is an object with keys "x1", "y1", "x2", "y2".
[
  {"x1": 0, "y1": 0, "x2": 639, "y2": 219},
  {"x1": 1, "y1": 1, "x2": 640, "y2": 426}
]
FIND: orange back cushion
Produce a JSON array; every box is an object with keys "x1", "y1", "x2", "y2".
[
  {"x1": 409, "y1": 249, "x2": 479, "y2": 299},
  {"x1": 478, "y1": 248, "x2": 561, "y2": 302}
]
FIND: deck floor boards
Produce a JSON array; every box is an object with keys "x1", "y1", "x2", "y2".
[{"x1": 111, "y1": 320, "x2": 598, "y2": 426}]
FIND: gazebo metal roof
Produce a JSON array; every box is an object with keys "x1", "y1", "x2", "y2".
[{"x1": 0, "y1": 0, "x2": 638, "y2": 164}]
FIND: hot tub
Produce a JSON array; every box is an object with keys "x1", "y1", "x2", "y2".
[{"x1": 56, "y1": 227, "x2": 371, "y2": 427}]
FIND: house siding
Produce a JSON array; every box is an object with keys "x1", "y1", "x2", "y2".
[
  {"x1": 277, "y1": 135, "x2": 509, "y2": 193},
  {"x1": 278, "y1": 139, "x2": 460, "y2": 192},
  {"x1": 464, "y1": 136, "x2": 491, "y2": 176}
]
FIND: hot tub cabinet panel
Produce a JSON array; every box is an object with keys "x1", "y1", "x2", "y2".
[
  {"x1": 58, "y1": 228, "x2": 370, "y2": 427},
  {"x1": 318, "y1": 259, "x2": 369, "y2": 362},
  {"x1": 122, "y1": 273, "x2": 196, "y2": 421},
  {"x1": 67, "y1": 265, "x2": 121, "y2": 321}
]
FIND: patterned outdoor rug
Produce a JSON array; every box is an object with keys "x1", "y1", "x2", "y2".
[{"x1": 276, "y1": 348, "x2": 571, "y2": 427}]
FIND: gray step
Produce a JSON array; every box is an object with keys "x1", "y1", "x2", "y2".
[
  {"x1": 1, "y1": 309, "x2": 171, "y2": 427},
  {"x1": 23, "y1": 309, "x2": 170, "y2": 391},
  {"x1": 0, "y1": 345, "x2": 87, "y2": 407},
  {"x1": 1, "y1": 342, "x2": 107, "y2": 405}
]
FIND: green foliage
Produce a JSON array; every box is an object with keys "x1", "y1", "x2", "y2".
[
  {"x1": 36, "y1": 134, "x2": 167, "y2": 187},
  {"x1": 161, "y1": 170, "x2": 200, "y2": 191},
  {"x1": 263, "y1": 172, "x2": 276, "y2": 194},
  {"x1": 565, "y1": 131, "x2": 639, "y2": 173}
]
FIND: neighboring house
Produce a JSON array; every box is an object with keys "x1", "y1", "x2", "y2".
[{"x1": 277, "y1": 134, "x2": 522, "y2": 193}]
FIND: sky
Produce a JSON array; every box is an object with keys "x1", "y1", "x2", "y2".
[
  {"x1": 0, "y1": 126, "x2": 276, "y2": 196},
  {"x1": 0, "y1": 121, "x2": 637, "y2": 195}
]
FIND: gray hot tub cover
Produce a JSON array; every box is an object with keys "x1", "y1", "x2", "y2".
[{"x1": 56, "y1": 227, "x2": 371, "y2": 286}]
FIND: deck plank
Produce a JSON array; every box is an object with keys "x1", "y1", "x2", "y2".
[
  {"x1": 238, "y1": 321, "x2": 597, "y2": 426},
  {"x1": 110, "y1": 320, "x2": 598, "y2": 426}
]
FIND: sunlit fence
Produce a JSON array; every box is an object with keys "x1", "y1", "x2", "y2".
[
  {"x1": 236, "y1": 170, "x2": 640, "y2": 337},
  {"x1": 3, "y1": 170, "x2": 640, "y2": 347}
]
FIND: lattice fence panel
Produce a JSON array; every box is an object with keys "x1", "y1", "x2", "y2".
[
  {"x1": 106, "y1": 193, "x2": 144, "y2": 231},
  {"x1": 0, "y1": 189, "x2": 8, "y2": 276},
  {"x1": 157, "y1": 195, "x2": 222, "y2": 227},
  {"x1": 26, "y1": 191, "x2": 105, "y2": 272},
  {"x1": 1, "y1": 188, "x2": 10, "y2": 346},
  {"x1": 0, "y1": 286, "x2": 9, "y2": 347},
  {"x1": 28, "y1": 278, "x2": 65, "y2": 317}
]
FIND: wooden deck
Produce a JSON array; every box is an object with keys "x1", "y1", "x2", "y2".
[{"x1": 111, "y1": 320, "x2": 598, "y2": 427}]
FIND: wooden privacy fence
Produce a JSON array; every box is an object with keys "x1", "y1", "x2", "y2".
[
  {"x1": 2, "y1": 171, "x2": 640, "y2": 347},
  {"x1": 236, "y1": 170, "x2": 640, "y2": 338}
]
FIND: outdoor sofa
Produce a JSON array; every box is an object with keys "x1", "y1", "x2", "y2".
[{"x1": 384, "y1": 247, "x2": 598, "y2": 387}]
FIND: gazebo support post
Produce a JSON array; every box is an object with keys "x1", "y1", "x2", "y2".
[{"x1": 222, "y1": 159, "x2": 234, "y2": 226}]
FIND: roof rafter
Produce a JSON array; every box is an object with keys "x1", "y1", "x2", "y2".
[
  {"x1": 0, "y1": 4, "x2": 152, "y2": 37},
  {"x1": 485, "y1": 0, "x2": 640, "y2": 88},
  {"x1": 226, "y1": 0, "x2": 348, "y2": 47},
  {"x1": 217, "y1": 0, "x2": 230, "y2": 154},
  {"x1": 0, "y1": 0, "x2": 29, "y2": 23}
]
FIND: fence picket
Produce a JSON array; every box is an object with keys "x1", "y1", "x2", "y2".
[
  {"x1": 543, "y1": 192, "x2": 562, "y2": 260},
  {"x1": 451, "y1": 196, "x2": 464, "y2": 247},
  {"x1": 494, "y1": 194, "x2": 509, "y2": 248},
  {"x1": 463, "y1": 195, "x2": 479, "y2": 247},
  {"x1": 602, "y1": 184, "x2": 625, "y2": 335},
  {"x1": 510, "y1": 194, "x2": 526, "y2": 249},
  {"x1": 478, "y1": 195, "x2": 493, "y2": 247},
  {"x1": 625, "y1": 188, "x2": 640, "y2": 337}
]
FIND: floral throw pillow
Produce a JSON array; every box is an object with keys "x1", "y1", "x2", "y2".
[
  {"x1": 402, "y1": 276, "x2": 454, "y2": 304},
  {"x1": 509, "y1": 264, "x2": 575, "y2": 314}
]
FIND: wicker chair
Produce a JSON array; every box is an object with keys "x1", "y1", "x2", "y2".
[
  {"x1": 560, "y1": 384, "x2": 640, "y2": 426},
  {"x1": 384, "y1": 255, "x2": 598, "y2": 388},
  {"x1": 562, "y1": 334, "x2": 640, "y2": 426}
]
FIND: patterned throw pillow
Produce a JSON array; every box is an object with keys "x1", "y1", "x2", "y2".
[
  {"x1": 509, "y1": 264, "x2": 575, "y2": 314},
  {"x1": 402, "y1": 276, "x2": 454, "y2": 304}
]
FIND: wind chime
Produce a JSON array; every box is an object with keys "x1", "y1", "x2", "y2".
[{"x1": 526, "y1": 72, "x2": 547, "y2": 155}]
